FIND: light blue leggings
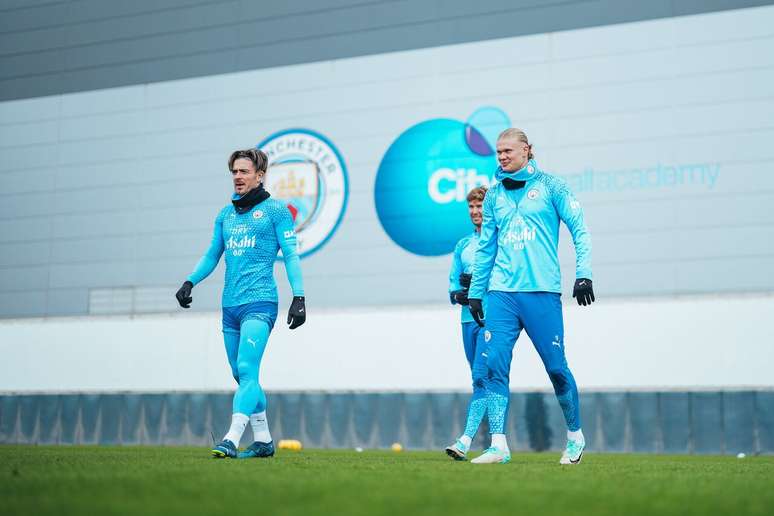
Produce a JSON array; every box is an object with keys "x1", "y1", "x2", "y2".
[
  {"x1": 222, "y1": 301, "x2": 277, "y2": 416},
  {"x1": 461, "y1": 322, "x2": 488, "y2": 439},
  {"x1": 224, "y1": 320, "x2": 271, "y2": 415}
]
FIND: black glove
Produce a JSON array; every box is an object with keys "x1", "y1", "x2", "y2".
[
  {"x1": 572, "y1": 278, "x2": 595, "y2": 306},
  {"x1": 452, "y1": 290, "x2": 469, "y2": 305},
  {"x1": 175, "y1": 281, "x2": 193, "y2": 308},
  {"x1": 469, "y1": 298, "x2": 484, "y2": 327},
  {"x1": 459, "y1": 273, "x2": 472, "y2": 289},
  {"x1": 287, "y1": 296, "x2": 306, "y2": 329}
]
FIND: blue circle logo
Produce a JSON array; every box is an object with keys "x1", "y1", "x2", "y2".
[
  {"x1": 258, "y1": 129, "x2": 348, "y2": 259},
  {"x1": 374, "y1": 107, "x2": 510, "y2": 256}
]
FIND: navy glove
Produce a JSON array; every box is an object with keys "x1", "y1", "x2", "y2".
[
  {"x1": 572, "y1": 278, "x2": 595, "y2": 306},
  {"x1": 175, "y1": 281, "x2": 193, "y2": 309},
  {"x1": 287, "y1": 296, "x2": 306, "y2": 329},
  {"x1": 459, "y1": 273, "x2": 472, "y2": 289},
  {"x1": 468, "y1": 298, "x2": 484, "y2": 327}
]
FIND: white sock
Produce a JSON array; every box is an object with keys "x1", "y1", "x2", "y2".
[
  {"x1": 491, "y1": 433, "x2": 509, "y2": 451},
  {"x1": 458, "y1": 435, "x2": 472, "y2": 449},
  {"x1": 250, "y1": 411, "x2": 272, "y2": 443},
  {"x1": 223, "y1": 413, "x2": 249, "y2": 445},
  {"x1": 567, "y1": 429, "x2": 585, "y2": 443}
]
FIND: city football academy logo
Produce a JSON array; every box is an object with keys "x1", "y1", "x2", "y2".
[
  {"x1": 258, "y1": 129, "x2": 348, "y2": 258},
  {"x1": 374, "y1": 107, "x2": 511, "y2": 256}
]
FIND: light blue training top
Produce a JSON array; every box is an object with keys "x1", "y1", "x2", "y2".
[
  {"x1": 468, "y1": 159, "x2": 592, "y2": 299},
  {"x1": 187, "y1": 196, "x2": 304, "y2": 307},
  {"x1": 449, "y1": 230, "x2": 488, "y2": 324}
]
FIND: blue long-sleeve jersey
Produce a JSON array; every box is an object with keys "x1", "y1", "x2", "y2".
[
  {"x1": 449, "y1": 231, "x2": 488, "y2": 323},
  {"x1": 468, "y1": 160, "x2": 592, "y2": 299},
  {"x1": 187, "y1": 197, "x2": 304, "y2": 307}
]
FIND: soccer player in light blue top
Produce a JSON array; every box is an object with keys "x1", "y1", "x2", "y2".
[
  {"x1": 444, "y1": 186, "x2": 491, "y2": 461},
  {"x1": 175, "y1": 149, "x2": 306, "y2": 459},
  {"x1": 467, "y1": 128, "x2": 594, "y2": 465}
]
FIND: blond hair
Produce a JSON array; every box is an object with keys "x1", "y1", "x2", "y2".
[{"x1": 497, "y1": 128, "x2": 534, "y2": 159}]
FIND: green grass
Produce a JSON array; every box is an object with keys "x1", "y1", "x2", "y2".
[{"x1": 1, "y1": 446, "x2": 773, "y2": 516}]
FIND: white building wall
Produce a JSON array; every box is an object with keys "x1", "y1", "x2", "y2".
[
  {"x1": 2, "y1": 294, "x2": 771, "y2": 392},
  {"x1": 1, "y1": 7, "x2": 774, "y2": 394},
  {"x1": 1, "y1": 6, "x2": 774, "y2": 317}
]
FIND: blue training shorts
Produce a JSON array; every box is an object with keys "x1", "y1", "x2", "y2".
[{"x1": 222, "y1": 301, "x2": 278, "y2": 334}]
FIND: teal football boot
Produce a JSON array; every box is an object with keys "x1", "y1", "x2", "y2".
[
  {"x1": 211, "y1": 439, "x2": 238, "y2": 458},
  {"x1": 238, "y1": 441, "x2": 275, "y2": 459}
]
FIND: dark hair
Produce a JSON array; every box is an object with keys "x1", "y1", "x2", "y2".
[
  {"x1": 467, "y1": 185, "x2": 488, "y2": 203},
  {"x1": 228, "y1": 149, "x2": 269, "y2": 172}
]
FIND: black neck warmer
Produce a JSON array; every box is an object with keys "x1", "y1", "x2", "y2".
[
  {"x1": 232, "y1": 184, "x2": 271, "y2": 214},
  {"x1": 501, "y1": 178, "x2": 527, "y2": 190}
]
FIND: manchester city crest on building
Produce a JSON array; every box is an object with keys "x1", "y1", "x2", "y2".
[{"x1": 258, "y1": 129, "x2": 349, "y2": 258}]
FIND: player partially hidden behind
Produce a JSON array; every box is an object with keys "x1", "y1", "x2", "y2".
[
  {"x1": 467, "y1": 129, "x2": 594, "y2": 465},
  {"x1": 175, "y1": 149, "x2": 306, "y2": 459},
  {"x1": 444, "y1": 186, "x2": 490, "y2": 461}
]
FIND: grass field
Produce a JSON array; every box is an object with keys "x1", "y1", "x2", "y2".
[{"x1": 1, "y1": 446, "x2": 773, "y2": 516}]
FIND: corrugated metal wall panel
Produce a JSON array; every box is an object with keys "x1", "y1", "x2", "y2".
[
  {"x1": 1, "y1": 0, "x2": 773, "y2": 100},
  {"x1": 1, "y1": 391, "x2": 771, "y2": 454}
]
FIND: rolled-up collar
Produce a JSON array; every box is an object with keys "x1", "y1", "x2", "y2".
[
  {"x1": 232, "y1": 184, "x2": 270, "y2": 214},
  {"x1": 495, "y1": 159, "x2": 539, "y2": 183}
]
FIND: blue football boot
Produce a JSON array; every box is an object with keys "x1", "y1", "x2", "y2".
[
  {"x1": 211, "y1": 439, "x2": 238, "y2": 458},
  {"x1": 238, "y1": 440, "x2": 275, "y2": 459}
]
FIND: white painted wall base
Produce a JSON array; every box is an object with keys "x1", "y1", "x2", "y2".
[{"x1": 1, "y1": 294, "x2": 772, "y2": 393}]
